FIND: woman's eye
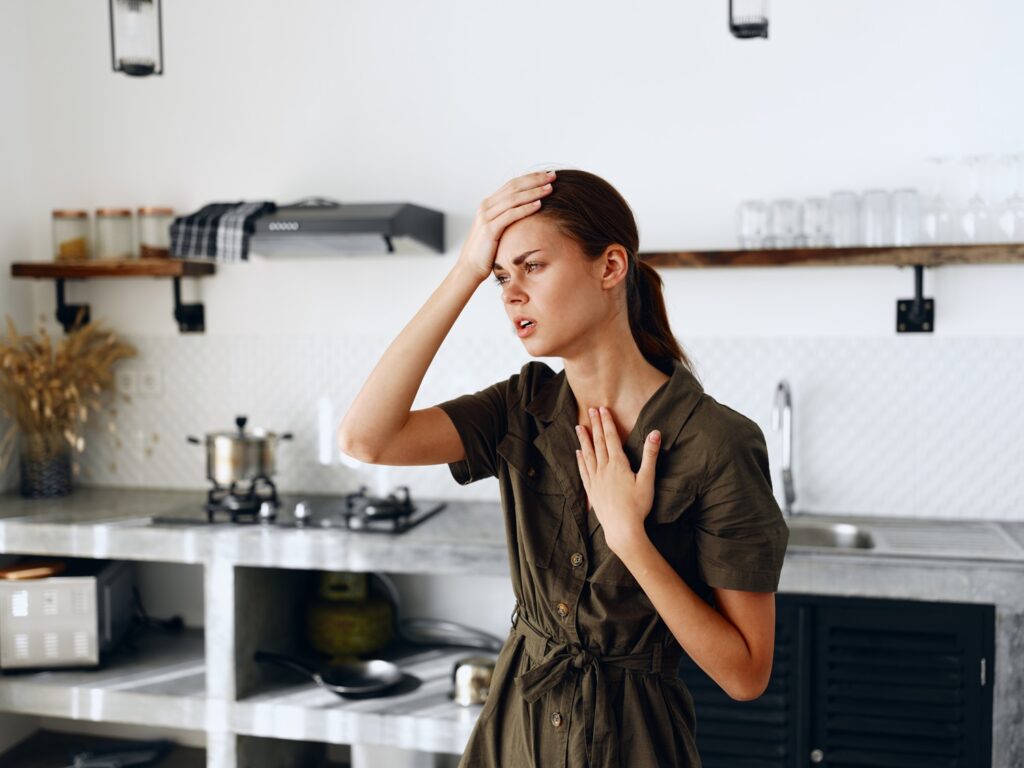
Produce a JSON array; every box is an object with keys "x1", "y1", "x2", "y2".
[
  {"x1": 493, "y1": 275, "x2": 508, "y2": 286},
  {"x1": 524, "y1": 262, "x2": 542, "y2": 273}
]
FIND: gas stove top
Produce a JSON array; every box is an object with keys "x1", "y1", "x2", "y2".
[{"x1": 151, "y1": 485, "x2": 447, "y2": 534}]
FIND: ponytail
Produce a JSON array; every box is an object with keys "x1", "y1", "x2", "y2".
[{"x1": 627, "y1": 259, "x2": 691, "y2": 376}]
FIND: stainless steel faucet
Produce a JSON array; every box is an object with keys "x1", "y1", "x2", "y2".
[{"x1": 772, "y1": 379, "x2": 796, "y2": 516}]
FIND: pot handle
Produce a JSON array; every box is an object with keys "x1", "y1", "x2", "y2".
[
  {"x1": 186, "y1": 436, "x2": 201, "y2": 445},
  {"x1": 280, "y1": 432, "x2": 294, "y2": 440}
]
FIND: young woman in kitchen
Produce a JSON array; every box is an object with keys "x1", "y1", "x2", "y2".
[{"x1": 337, "y1": 169, "x2": 789, "y2": 768}]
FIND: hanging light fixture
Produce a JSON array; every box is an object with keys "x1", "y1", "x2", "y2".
[
  {"x1": 109, "y1": 0, "x2": 164, "y2": 76},
  {"x1": 729, "y1": 0, "x2": 769, "y2": 39}
]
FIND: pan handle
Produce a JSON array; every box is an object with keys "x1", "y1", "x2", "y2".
[{"x1": 253, "y1": 650, "x2": 323, "y2": 685}]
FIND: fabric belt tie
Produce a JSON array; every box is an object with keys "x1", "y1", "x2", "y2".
[{"x1": 511, "y1": 606, "x2": 680, "y2": 768}]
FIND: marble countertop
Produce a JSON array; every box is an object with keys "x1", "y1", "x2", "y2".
[{"x1": 1, "y1": 486, "x2": 1023, "y2": 572}]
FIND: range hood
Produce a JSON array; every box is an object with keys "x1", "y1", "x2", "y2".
[{"x1": 250, "y1": 198, "x2": 445, "y2": 256}]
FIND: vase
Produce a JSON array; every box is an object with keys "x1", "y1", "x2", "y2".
[{"x1": 18, "y1": 432, "x2": 73, "y2": 499}]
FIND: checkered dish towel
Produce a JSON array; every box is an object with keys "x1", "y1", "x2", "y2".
[{"x1": 170, "y1": 201, "x2": 275, "y2": 262}]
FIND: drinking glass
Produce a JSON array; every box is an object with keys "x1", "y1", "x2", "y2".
[
  {"x1": 829, "y1": 191, "x2": 860, "y2": 247},
  {"x1": 764, "y1": 199, "x2": 799, "y2": 249},
  {"x1": 891, "y1": 189, "x2": 921, "y2": 246},
  {"x1": 861, "y1": 190, "x2": 892, "y2": 246},
  {"x1": 737, "y1": 200, "x2": 768, "y2": 249},
  {"x1": 794, "y1": 198, "x2": 831, "y2": 247}
]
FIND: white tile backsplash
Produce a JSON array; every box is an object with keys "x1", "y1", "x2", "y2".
[{"x1": 25, "y1": 334, "x2": 1021, "y2": 522}]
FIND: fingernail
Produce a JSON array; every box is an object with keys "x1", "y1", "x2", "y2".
[
  {"x1": 547, "y1": 170, "x2": 556, "y2": 177},
  {"x1": 588, "y1": 408, "x2": 597, "y2": 416},
  {"x1": 650, "y1": 430, "x2": 661, "y2": 442}
]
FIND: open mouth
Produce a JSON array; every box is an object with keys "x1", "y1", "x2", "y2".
[{"x1": 515, "y1": 318, "x2": 537, "y2": 338}]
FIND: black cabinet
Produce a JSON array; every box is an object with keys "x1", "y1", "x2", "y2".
[{"x1": 676, "y1": 594, "x2": 994, "y2": 768}]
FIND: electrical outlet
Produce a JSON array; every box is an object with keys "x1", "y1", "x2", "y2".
[
  {"x1": 138, "y1": 368, "x2": 163, "y2": 397},
  {"x1": 115, "y1": 369, "x2": 137, "y2": 394}
]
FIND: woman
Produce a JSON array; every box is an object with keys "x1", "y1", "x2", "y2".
[{"x1": 338, "y1": 169, "x2": 789, "y2": 768}]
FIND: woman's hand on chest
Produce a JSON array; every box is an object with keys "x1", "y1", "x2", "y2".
[{"x1": 575, "y1": 406, "x2": 662, "y2": 555}]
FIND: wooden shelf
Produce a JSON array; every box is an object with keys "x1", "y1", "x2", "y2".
[
  {"x1": 9, "y1": 258, "x2": 214, "y2": 333},
  {"x1": 640, "y1": 243, "x2": 1024, "y2": 268},
  {"x1": 11, "y1": 257, "x2": 215, "y2": 278}
]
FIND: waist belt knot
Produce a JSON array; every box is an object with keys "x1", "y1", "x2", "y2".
[{"x1": 510, "y1": 606, "x2": 681, "y2": 768}]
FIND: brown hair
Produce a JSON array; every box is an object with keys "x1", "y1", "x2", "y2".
[{"x1": 537, "y1": 169, "x2": 692, "y2": 376}]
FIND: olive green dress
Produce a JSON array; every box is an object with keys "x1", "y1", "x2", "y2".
[{"x1": 437, "y1": 360, "x2": 789, "y2": 768}]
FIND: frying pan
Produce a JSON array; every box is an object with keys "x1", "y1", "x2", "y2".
[{"x1": 254, "y1": 650, "x2": 404, "y2": 696}]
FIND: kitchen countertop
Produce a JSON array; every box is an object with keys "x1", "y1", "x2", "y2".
[
  {"x1": 1, "y1": 486, "x2": 1023, "y2": 570},
  {"x1": 0, "y1": 486, "x2": 1022, "y2": 765}
]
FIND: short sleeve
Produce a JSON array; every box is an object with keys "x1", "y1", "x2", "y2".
[
  {"x1": 435, "y1": 377, "x2": 513, "y2": 485},
  {"x1": 694, "y1": 418, "x2": 789, "y2": 593}
]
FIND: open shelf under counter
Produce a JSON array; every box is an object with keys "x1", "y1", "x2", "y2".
[
  {"x1": 234, "y1": 644, "x2": 481, "y2": 755},
  {"x1": 0, "y1": 628, "x2": 207, "y2": 730}
]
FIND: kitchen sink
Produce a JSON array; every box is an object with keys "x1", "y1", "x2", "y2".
[{"x1": 786, "y1": 521, "x2": 875, "y2": 550}]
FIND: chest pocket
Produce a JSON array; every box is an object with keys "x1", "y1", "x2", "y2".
[
  {"x1": 588, "y1": 480, "x2": 697, "y2": 587},
  {"x1": 497, "y1": 433, "x2": 565, "y2": 569}
]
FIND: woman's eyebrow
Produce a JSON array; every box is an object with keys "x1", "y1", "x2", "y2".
[{"x1": 493, "y1": 249, "x2": 542, "y2": 273}]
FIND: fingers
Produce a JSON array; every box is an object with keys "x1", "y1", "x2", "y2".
[
  {"x1": 587, "y1": 408, "x2": 609, "y2": 465},
  {"x1": 597, "y1": 407, "x2": 625, "y2": 459},
  {"x1": 636, "y1": 430, "x2": 661, "y2": 487},
  {"x1": 575, "y1": 424, "x2": 596, "y2": 477},
  {"x1": 482, "y1": 171, "x2": 556, "y2": 222},
  {"x1": 575, "y1": 448, "x2": 590, "y2": 493}
]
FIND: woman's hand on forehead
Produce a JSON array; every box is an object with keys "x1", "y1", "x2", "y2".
[{"x1": 455, "y1": 171, "x2": 556, "y2": 282}]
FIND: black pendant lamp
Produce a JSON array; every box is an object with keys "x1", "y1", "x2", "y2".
[
  {"x1": 109, "y1": 0, "x2": 164, "y2": 76},
  {"x1": 729, "y1": 0, "x2": 769, "y2": 39}
]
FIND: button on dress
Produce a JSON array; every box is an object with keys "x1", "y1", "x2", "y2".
[{"x1": 437, "y1": 360, "x2": 789, "y2": 768}]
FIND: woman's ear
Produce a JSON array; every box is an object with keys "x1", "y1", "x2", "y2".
[{"x1": 600, "y1": 245, "x2": 629, "y2": 289}]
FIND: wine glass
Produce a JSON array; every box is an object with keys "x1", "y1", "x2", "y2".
[
  {"x1": 959, "y1": 155, "x2": 995, "y2": 243},
  {"x1": 921, "y1": 156, "x2": 955, "y2": 244},
  {"x1": 995, "y1": 154, "x2": 1024, "y2": 242}
]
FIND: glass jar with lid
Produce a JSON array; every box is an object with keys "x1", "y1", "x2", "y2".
[
  {"x1": 52, "y1": 210, "x2": 91, "y2": 262},
  {"x1": 95, "y1": 208, "x2": 135, "y2": 260},
  {"x1": 137, "y1": 206, "x2": 174, "y2": 259}
]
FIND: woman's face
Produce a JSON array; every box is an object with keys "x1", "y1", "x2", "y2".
[{"x1": 492, "y1": 216, "x2": 613, "y2": 358}]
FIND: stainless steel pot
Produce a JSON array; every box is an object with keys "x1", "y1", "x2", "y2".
[
  {"x1": 451, "y1": 656, "x2": 496, "y2": 706},
  {"x1": 187, "y1": 416, "x2": 293, "y2": 486}
]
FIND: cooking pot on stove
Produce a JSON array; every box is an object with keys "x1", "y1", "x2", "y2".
[{"x1": 187, "y1": 415, "x2": 293, "y2": 485}]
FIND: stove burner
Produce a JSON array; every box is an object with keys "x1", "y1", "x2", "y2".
[
  {"x1": 341, "y1": 485, "x2": 444, "y2": 533},
  {"x1": 206, "y1": 476, "x2": 279, "y2": 523}
]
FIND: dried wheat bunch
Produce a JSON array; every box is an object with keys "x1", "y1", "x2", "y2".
[{"x1": 0, "y1": 315, "x2": 137, "y2": 468}]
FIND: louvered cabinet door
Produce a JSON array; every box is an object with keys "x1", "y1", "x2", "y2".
[
  {"x1": 810, "y1": 598, "x2": 994, "y2": 768},
  {"x1": 676, "y1": 600, "x2": 808, "y2": 768}
]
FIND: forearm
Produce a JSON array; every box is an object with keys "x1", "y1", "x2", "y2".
[
  {"x1": 615, "y1": 534, "x2": 763, "y2": 700},
  {"x1": 338, "y1": 263, "x2": 484, "y2": 457}
]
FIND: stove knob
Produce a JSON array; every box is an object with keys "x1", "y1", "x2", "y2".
[
  {"x1": 258, "y1": 501, "x2": 276, "y2": 522},
  {"x1": 294, "y1": 501, "x2": 311, "y2": 521}
]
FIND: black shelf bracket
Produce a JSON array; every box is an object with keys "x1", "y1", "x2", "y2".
[
  {"x1": 55, "y1": 278, "x2": 91, "y2": 332},
  {"x1": 896, "y1": 264, "x2": 934, "y2": 333},
  {"x1": 173, "y1": 277, "x2": 205, "y2": 333}
]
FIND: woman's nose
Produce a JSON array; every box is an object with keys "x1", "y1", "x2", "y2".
[{"x1": 502, "y1": 281, "x2": 527, "y2": 304}]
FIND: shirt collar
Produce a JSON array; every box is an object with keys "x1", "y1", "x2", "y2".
[{"x1": 525, "y1": 358, "x2": 704, "y2": 449}]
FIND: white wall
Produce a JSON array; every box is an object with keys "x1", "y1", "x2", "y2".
[{"x1": 16, "y1": 0, "x2": 1024, "y2": 339}]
